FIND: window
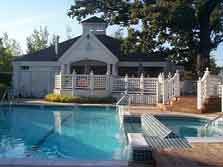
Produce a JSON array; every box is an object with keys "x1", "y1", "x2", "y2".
[{"x1": 20, "y1": 66, "x2": 30, "y2": 70}]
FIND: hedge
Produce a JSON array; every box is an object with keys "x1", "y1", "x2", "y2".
[
  {"x1": 45, "y1": 93, "x2": 116, "y2": 104},
  {"x1": 0, "y1": 73, "x2": 12, "y2": 86}
]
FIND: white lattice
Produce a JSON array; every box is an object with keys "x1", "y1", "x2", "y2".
[
  {"x1": 129, "y1": 94, "x2": 157, "y2": 105},
  {"x1": 128, "y1": 78, "x2": 140, "y2": 91},
  {"x1": 94, "y1": 75, "x2": 106, "y2": 89},
  {"x1": 61, "y1": 75, "x2": 73, "y2": 89},
  {"x1": 144, "y1": 78, "x2": 158, "y2": 95},
  {"x1": 75, "y1": 75, "x2": 90, "y2": 89},
  {"x1": 55, "y1": 75, "x2": 61, "y2": 89},
  {"x1": 112, "y1": 78, "x2": 126, "y2": 91}
]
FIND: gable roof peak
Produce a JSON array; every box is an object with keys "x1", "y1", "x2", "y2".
[{"x1": 81, "y1": 16, "x2": 106, "y2": 24}]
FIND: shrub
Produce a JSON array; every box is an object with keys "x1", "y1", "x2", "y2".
[
  {"x1": 45, "y1": 93, "x2": 116, "y2": 104},
  {"x1": 0, "y1": 73, "x2": 12, "y2": 86}
]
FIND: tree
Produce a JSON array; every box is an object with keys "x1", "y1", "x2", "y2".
[
  {"x1": 0, "y1": 39, "x2": 13, "y2": 72},
  {"x1": 68, "y1": 0, "x2": 223, "y2": 76},
  {"x1": 26, "y1": 26, "x2": 49, "y2": 54},
  {"x1": 2, "y1": 33, "x2": 23, "y2": 56}
]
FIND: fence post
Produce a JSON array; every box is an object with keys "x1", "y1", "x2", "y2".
[
  {"x1": 175, "y1": 70, "x2": 180, "y2": 97},
  {"x1": 204, "y1": 67, "x2": 210, "y2": 97},
  {"x1": 124, "y1": 74, "x2": 128, "y2": 94},
  {"x1": 222, "y1": 85, "x2": 223, "y2": 113},
  {"x1": 156, "y1": 74, "x2": 162, "y2": 103},
  {"x1": 106, "y1": 71, "x2": 110, "y2": 92},
  {"x1": 90, "y1": 71, "x2": 94, "y2": 96},
  {"x1": 162, "y1": 74, "x2": 169, "y2": 104},
  {"x1": 72, "y1": 70, "x2": 76, "y2": 96},
  {"x1": 140, "y1": 73, "x2": 144, "y2": 95},
  {"x1": 59, "y1": 72, "x2": 62, "y2": 90},
  {"x1": 197, "y1": 77, "x2": 202, "y2": 111}
]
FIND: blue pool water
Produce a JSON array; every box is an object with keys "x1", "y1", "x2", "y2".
[
  {"x1": 0, "y1": 105, "x2": 127, "y2": 160},
  {"x1": 157, "y1": 116, "x2": 223, "y2": 138}
]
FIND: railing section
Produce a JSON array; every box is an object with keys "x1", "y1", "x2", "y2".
[
  {"x1": 197, "y1": 68, "x2": 223, "y2": 110},
  {"x1": 55, "y1": 70, "x2": 181, "y2": 106}
]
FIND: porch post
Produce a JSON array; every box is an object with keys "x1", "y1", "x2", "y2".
[
  {"x1": 197, "y1": 77, "x2": 202, "y2": 111},
  {"x1": 157, "y1": 73, "x2": 162, "y2": 103},
  {"x1": 124, "y1": 74, "x2": 128, "y2": 94},
  {"x1": 90, "y1": 71, "x2": 94, "y2": 96},
  {"x1": 140, "y1": 73, "x2": 144, "y2": 95},
  {"x1": 106, "y1": 71, "x2": 110, "y2": 92},
  {"x1": 175, "y1": 70, "x2": 180, "y2": 97},
  {"x1": 107, "y1": 64, "x2": 111, "y2": 75},
  {"x1": 221, "y1": 85, "x2": 223, "y2": 113},
  {"x1": 72, "y1": 70, "x2": 76, "y2": 96}
]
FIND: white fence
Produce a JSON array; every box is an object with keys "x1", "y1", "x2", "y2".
[
  {"x1": 55, "y1": 70, "x2": 180, "y2": 104},
  {"x1": 197, "y1": 68, "x2": 223, "y2": 111}
]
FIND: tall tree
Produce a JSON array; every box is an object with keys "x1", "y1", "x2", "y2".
[
  {"x1": 26, "y1": 26, "x2": 49, "y2": 54},
  {"x1": 2, "y1": 33, "x2": 23, "y2": 56},
  {"x1": 68, "y1": 0, "x2": 223, "y2": 75},
  {"x1": 0, "y1": 39, "x2": 13, "y2": 72}
]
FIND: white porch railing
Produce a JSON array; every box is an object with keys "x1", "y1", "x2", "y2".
[
  {"x1": 197, "y1": 68, "x2": 223, "y2": 110},
  {"x1": 55, "y1": 70, "x2": 180, "y2": 105},
  {"x1": 157, "y1": 70, "x2": 180, "y2": 104},
  {"x1": 222, "y1": 85, "x2": 223, "y2": 113}
]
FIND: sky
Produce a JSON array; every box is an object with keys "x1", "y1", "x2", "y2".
[{"x1": 0, "y1": 0, "x2": 222, "y2": 66}]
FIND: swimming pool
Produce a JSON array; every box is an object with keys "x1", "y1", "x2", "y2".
[
  {"x1": 156, "y1": 115, "x2": 223, "y2": 138},
  {"x1": 0, "y1": 105, "x2": 127, "y2": 160}
]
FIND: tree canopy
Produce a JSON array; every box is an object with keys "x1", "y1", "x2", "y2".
[
  {"x1": 68, "y1": 0, "x2": 223, "y2": 74},
  {"x1": 26, "y1": 26, "x2": 50, "y2": 54},
  {"x1": 0, "y1": 39, "x2": 13, "y2": 72},
  {"x1": 2, "y1": 33, "x2": 23, "y2": 56}
]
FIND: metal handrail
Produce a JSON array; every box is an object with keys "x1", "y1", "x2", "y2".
[
  {"x1": 204, "y1": 114, "x2": 223, "y2": 128},
  {"x1": 1, "y1": 88, "x2": 8, "y2": 103},
  {"x1": 116, "y1": 94, "x2": 129, "y2": 106},
  {"x1": 0, "y1": 87, "x2": 14, "y2": 104}
]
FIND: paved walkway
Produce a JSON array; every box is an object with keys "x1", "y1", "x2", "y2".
[{"x1": 154, "y1": 143, "x2": 223, "y2": 167}]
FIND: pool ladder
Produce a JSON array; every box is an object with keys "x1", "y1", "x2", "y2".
[
  {"x1": 0, "y1": 87, "x2": 14, "y2": 105},
  {"x1": 204, "y1": 114, "x2": 223, "y2": 128}
]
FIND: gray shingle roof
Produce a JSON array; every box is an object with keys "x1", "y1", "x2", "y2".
[
  {"x1": 81, "y1": 16, "x2": 106, "y2": 23},
  {"x1": 14, "y1": 34, "x2": 167, "y2": 62},
  {"x1": 14, "y1": 36, "x2": 80, "y2": 62}
]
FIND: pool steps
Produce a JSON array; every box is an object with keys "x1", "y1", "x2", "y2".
[
  {"x1": 121, "y1": 112, "x2": 192, "y2": 162},
  {"x1": 204, "y1": 114, "x2": 223, "y2": 128}
]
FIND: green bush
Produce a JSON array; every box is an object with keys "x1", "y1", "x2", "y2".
[
  {"x1": 45, "y1": 93, "x2": 116, "y2": 104},
  {"x1": 0, "y1": 73, "x2": 12, "y2": 86}
]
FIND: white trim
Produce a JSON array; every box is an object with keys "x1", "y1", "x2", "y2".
[
  {"x1": 118, "y1": 61, "x2": 168, "y2": 67},
  {"x1": 58, "y1": 32, "x2": 118, "y2": 65}
]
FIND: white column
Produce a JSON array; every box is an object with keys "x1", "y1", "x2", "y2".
[
  {"x1": 61, "y1": 64, "x2": 66, "y2": 74},
  {"x1": 124, "y1": 74, "x2": 128, "y2": 94},
  {"x1": 112, "y1": 63, "x2": 117, "y2": 76},
  {"x1": 72, "y1": 70, "x2": 76, "y2": 96},
  {"x1": 156, "y1": 73, "x2": 162, "y2": 103},
  {"x1": 107, "y1": 64, "x2": 111, "y2": 75},
  {"x1": 197, "y1": 77, "x2": 202, "y2": 110},
  {"x1": 140, "y1": 73, "x2": 144, "y2": 95},
  {"x1": 67, "y1": 64, "x2": 71, "y2": 74},
  {"x1": 221, "y1": 85, "x2": 223, "y2": 113},
  {"x1": 90, "y1": 71, "x2": 94, "y2": 95},
  {"x1": 106, "y1": 71, "x2": 110, "y2": 91},
  {"x1": 175, "y1": 70, "x2": 180, "y2": 97}
]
